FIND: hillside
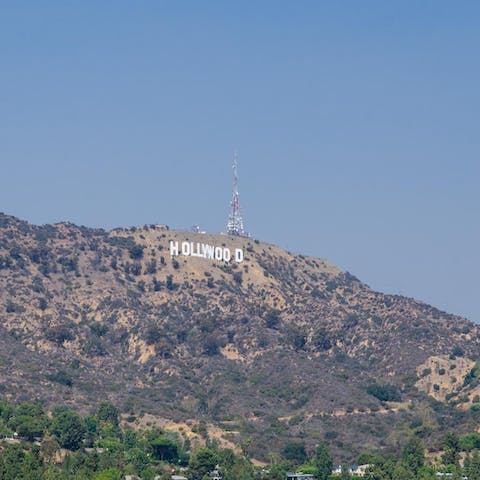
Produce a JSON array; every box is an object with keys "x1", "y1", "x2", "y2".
[{"x1": 0, "y1": 212, "x2": 479, "y2": 462}]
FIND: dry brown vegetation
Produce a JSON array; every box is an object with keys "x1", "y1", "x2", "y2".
[{"x1": 0, "y1": 212, "x2": 479, "y2": 461}]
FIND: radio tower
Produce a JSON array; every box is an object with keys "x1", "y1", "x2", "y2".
[{"x1": 227, "y1": 151, "x2": 246, "y2": 236}]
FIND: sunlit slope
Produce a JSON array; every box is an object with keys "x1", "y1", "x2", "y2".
[{"x1": 0, "y1": 212, "x2": 479, "y2": 460}]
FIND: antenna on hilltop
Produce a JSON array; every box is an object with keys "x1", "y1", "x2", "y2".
[{"x1": 227, "y1": 150, "x2": 248, "y2": 237}]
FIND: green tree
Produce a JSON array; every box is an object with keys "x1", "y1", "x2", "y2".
[
  {"x1": 20, "y1": 446, "x2": 44, "y2": 480},
  {"x1": 84, "y1": 415, "x2": 99, "y2": 447},
  {"x1": 8, "y1": 401, "x2": 48, "y2": 441},
  {"x1": 402, "y1": 437, "x2": 425, "y2": 475},
  {"x1": 266, "y1": 463, "x2": 288, "y2": 480},
  {"x1": 282, "y1": 441, "x2": 308, "y2": 465},
  {"x1": 467, "y1": 451, "x2": 480, "y2": 480},
  {"x1": 125, "y1": 447, "x2": 149, "y2": 473},
  {"x1": 0, "y1": 444, "x2": 24, "y2": 480},
  {"x1": 366, "y1": 384, "x2": 401, "y2": 402},
  {"x1": 442, "y1": 433, "x2": 460, "y2": 466},
  {"x1": 365, "y1": 458, "x2": 395, "y2": 480},
  {"x1": 0, "y1": 400, "x2": 15, "y2": 423},
  {"x1": 151, "y1": 435, "x2": 179, "y2": 462},
  {"x1": 459, "y1": 433, "x2": 480, "y2": 451},
  {"x1": 315, "y1": 441, "x2": 333, "y2": 480},
  {"x1": 225, "y1": 456, "x2": 254, "y2": 480},
  {"x1": 188, "y1": 447, "x2": 218, "y2": 480},
  {"x1": 123, "y1": 428, "x2": 138, "y2": 449},
  {"x1": 341, "y1": 465, "x2": 351, "y2": 480},
  {"x1": 97, "y1": 439, "x2": 124, "y2": 471},
  {"x1": 392, "y1": 462, "x2": 411, "y2": 480},
  {"x1": 13, "y1": 415, "x2": 47, "y2": 441},
  {"x1": 417, "y1": 466, "x2": 436, "y2": 480},
  {"x1": 97, "y1": 402, "x2": 119, "y2": 427},
  {"x1": 51, "y1": 410, "x2": 86, "y2": 450},
  {"x1": 128, "y1": 244, "x2": 144, "y2": 260}
]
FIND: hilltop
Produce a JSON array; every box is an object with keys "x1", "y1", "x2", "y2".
[{"x1": 0, "y1": 212, "x2": 479, "y2": 462}]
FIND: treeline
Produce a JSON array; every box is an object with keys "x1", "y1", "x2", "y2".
[
  {"x1": 278, "y1": 434, "x2": 480, "y2": 480},
  {"x1": 349, "y1": 434, "x2": 480, "y2": 480},
  {"x1": 2, "y1": 397, "x2": 480, "y2": 480},
  {"x1": 0, "y1": 398, "x2": 253, "y2": 480}
]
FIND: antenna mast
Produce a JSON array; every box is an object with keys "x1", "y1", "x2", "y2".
[{"x1": 227, "y1": 150, "x2": 246, "y2": 236}]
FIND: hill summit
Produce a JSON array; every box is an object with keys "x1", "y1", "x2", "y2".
[{"x1": 0, "y1": 212, "x2": 479, "y2": 462}]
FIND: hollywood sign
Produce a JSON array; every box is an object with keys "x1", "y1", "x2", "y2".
[{"x1": 169, "y1": 240, "x2": 244, "y2": 263}]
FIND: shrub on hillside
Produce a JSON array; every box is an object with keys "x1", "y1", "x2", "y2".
[
  {"x1": 128, "y1": 243, "x2": 144, "y2": 260},
  {"x1": 264, "y1": 309, "x2": 281, "y2": 329},
  {"x1": 145, "y1": 323, "x2": 163, "y2": 345},
  {"x1": 203, "y1": 335, "x2": 225, "y2": 356},
  {"x1": 366, "y1": 383, "x2": 402, "y2": 402},
  {"x1": 453, "y1": 346, "x2": 464, "y2": 357},
  {"x1": 45, "y1": 325, "x2": 74, "y2": 345},
  {"x1": 46, "y1": 370, "x2": 73, "y2": 387}
]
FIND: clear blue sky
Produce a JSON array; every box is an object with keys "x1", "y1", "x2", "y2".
[{"x1": 1, "y1": 2, "x2": 479, "y2": 321}]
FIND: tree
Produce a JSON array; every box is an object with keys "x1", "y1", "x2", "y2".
[
  {"x1": 0, "y1": 444, "x2": 24, "y2": 480},
  {"x1": 97, "y1": 402, "x2": 119, "y2": 427},
  {"x1": 125, "y1": 447, "x2": 149, "y2": 473},
  {"x1": 442, "y1": 433, "x2": 460, "y2": 466},
  {"x1": 392, "y1": 462, "x2": 411, "y2": 480},
  {"x1": 402, "y1": 437, "x2": 425, "y2": 475},
  {"x1": 20, "y1": 446, "x2": 44, "y2": 479},
  {"x1": 467, "y1": 451, "x2": 480, "y2": 480},
  {"x1": 357, "y1": 452, "x2": 384, "y2": 466},
  {"x1": 151, "y1": 435, "x2": 179, "y2": 462},
  {"x1": 417, "y1": 466, "x2": 436, "y2": 480},
  {"x1": 50, "y1": 410, "x2": 86, "y2": 450},
  {"x1": 14, "y1": 415, "x2": 47, "y2": 441},
  {"x1": 188, "y1": 447, "x2": 218, "y2": 480},
  {"x1": 266, "y1": 463, "x2": 288, "y2": 480},
  {"x1": 7, "y1": 402, "x2": 48, "y2": 441},
  {"x1": 453, "y1": 346, "x2": 464, "y2": 357},
  {"x1": 282, "y1": 441, "x2": 308, "y2": 465},
  {"x1": 315, "y1": 442, "x2": 333, "y2": 480},
  {"x1": 225, "y1": 457, "x2": 254, "y2": 480},
  {"x1": 341, "y1": 465, "x2": 351, "y2": 480},
  {"x1": 128, "y1": 244, "x2": 144, "y2": 260},
  {"x1": 166, "y1": 274, "x2": 175, "y2": 290}
]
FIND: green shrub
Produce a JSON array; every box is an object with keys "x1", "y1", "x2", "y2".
[
  {"x1": 453, "y1": 346, "x2": 464, "y2": 357},
  {"x1": 264, "y1": 309, "x2": 281, "y2": 329},
  {"x1": 464, "y1": 363, "x2": 480, "y2": 387},
  {"x1": 366, "y1": 384, "x2": 401, "y2": 402},
  {"x1": 45, "y1": 325, "x2": 74, "y2": 345},
  {"x1": 46, "y1": 370, "x2": 73, "y2": 387},
  {"x1": 166, "y1": 275, "x2": 175, "y2": 291},
  {"x1": 128, "y1": 244, "x2": 144, "y2": 260}
]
